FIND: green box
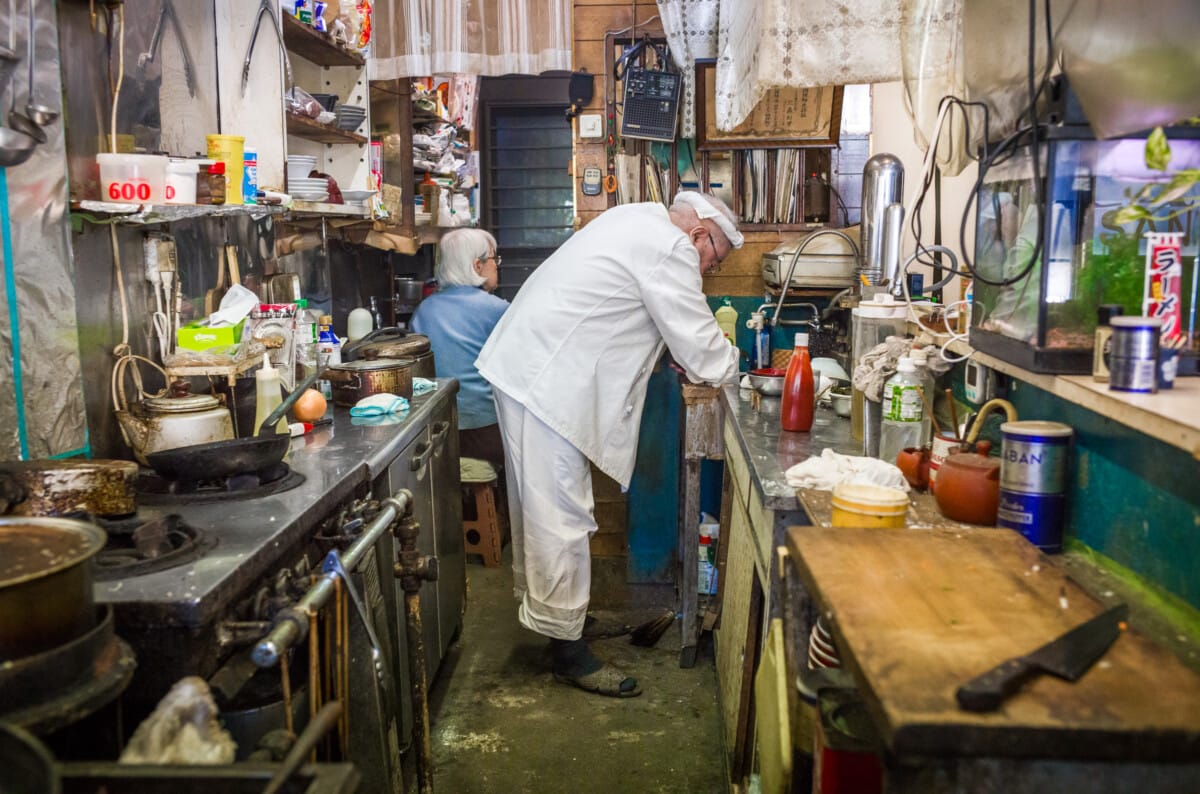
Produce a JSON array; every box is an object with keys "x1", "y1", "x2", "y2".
[{"x1": 176, "y1": 319, "x2": 245, "y2": 353}]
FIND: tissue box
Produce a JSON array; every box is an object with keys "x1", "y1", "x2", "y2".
[{"x1": 176, "y1": 319, "x2": 245, "y2": 352}]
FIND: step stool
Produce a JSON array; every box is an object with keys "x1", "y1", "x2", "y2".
[{"x1": 460, "y1": 457, "x2": 507, "y2": 567}]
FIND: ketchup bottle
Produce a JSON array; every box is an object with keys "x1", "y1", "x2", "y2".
[{"x1": 780, "y1": 332, "x2": 815, "y2": 432}]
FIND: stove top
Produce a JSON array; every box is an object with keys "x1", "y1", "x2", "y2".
[
  {"x1": 136, "y1": 462, "x2": 306, "y2": 505},
  {"x1": 93, "y1": 514, "x2": 217, "y2": 581}
]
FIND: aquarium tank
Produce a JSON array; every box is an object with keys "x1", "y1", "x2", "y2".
[{"x1": 970, "y1": 131, "x2": 1200, "y2": 373}]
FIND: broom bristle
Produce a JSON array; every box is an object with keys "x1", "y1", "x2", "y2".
[{"x1": 630, "y1": 609, "x2": 676, "y2": 647}]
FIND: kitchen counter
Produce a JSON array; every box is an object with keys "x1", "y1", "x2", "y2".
[
  {"x1": 720, "y1": 385, "x2": 860, "y2": 513},
  {"x1": 95, "y1": 380, "x2": 459, "y2": 627}
]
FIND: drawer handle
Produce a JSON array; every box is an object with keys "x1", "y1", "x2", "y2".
[
  {"x1": 431, "y1": 421, "x2": 449, "y2": 448},
  {"x1": 410, "y1": 441, "x2": 432, "y2": 471}
]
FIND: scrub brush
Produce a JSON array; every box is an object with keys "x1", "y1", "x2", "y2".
[{"x1": 630, "y1": 609, "x2": 677, "y2": 648}]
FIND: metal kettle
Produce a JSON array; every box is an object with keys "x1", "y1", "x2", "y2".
[{"x1": 115, "y1": 383, "x2": 235, "y2": 465}]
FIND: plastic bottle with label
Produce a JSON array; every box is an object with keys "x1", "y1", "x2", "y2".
[
  {"x1": 293, "y1": 299, "x2": 320, "y2": 382},
  {"x1": 879, "y1": 357, "x2": 924, "y2": 464},
  {"x1": 746, "y1": 310, "x2": 772, "y2": 370},
  {"x1": 698, "y1": 512, "x2": 720, "y2": 595},
  {"x1": 780, "y1": 332, "x2": 815, "y2": 432},
  {"x1": 714, "y1": 298, "x2": 738, "y2": 347},
  {"x1": 254, "y1": 353, "x2": 290, "y2": 436},
  {"x1": 316, "y1": 315, "x2": 341, "y2": 400},
  {"x1": 909, "y1": 347, "x2": 936, "y2": 446}
]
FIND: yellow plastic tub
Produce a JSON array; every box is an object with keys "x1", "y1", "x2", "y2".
[
  {"x1": 206, "y1": 134, "x2": 245, "y2": 204},
  {"x1": 831, "y1": 483, "x2": 909, "y2": 528}
]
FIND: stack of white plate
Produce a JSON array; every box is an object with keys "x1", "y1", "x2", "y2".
[
  {"x1": 808, "y1": 616, "x2": 841, "y2": 670},
  {"x1": 335, "y1": 105, "x2": 366, "y2": 131},
  {"x1": 290, "y1": 176, "x2": 329, "y2": 203},
  {"x1": 287, "y1": 155, "x2": 317, "y2": 182}
]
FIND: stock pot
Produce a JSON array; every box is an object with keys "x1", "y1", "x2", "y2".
[{"x1": 325, "y1": 355, "x2": 414, "y2": 407}]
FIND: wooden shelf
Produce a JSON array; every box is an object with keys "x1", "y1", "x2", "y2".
[
  {"x1": 71, "y1": 201, "x2": 284, "y2": 225},
  {"x1": 286, "y1": 112, "x2": 367, "y2": 145},
  {"x1": 916, "y1": 324, "x2": 1200, "y2": 460},
  {"x1": 282, "y1": 13, "x2": 364, "y2": 67},
  {"x1": 164, "y1": 356, "x2": 259, "y2": 387},
  {"x1": 290, "y1": 200, "x2": 371, "y2": 217}
]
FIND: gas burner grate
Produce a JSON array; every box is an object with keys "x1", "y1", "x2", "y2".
[
  {"x1": 137, "y1": 463, "x2": 306, "y2": 505},
  {"x1": 93, "y1": 514, "x2": 216, "y2": 581}
]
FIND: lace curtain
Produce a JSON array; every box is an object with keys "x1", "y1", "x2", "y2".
[{"x1": 369, "y1": 0, "x2": 572, "y2": 80}]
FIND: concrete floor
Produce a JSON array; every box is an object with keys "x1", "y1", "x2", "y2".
[{"x1": 427, "y1": 551, "x2": 728, "y2": 793}]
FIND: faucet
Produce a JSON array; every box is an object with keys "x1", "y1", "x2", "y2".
[{"x1": 771, "y1": 229, "x2": 861, "y2": 328}]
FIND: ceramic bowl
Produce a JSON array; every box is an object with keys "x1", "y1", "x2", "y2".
[{"x1": 830, "y1": 388, "x2": 852, "y2": 417}]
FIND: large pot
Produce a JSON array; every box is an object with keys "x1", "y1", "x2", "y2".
[
  {"x1": 0, "y1": 460, "x2": 138, "y2": 517},
  {"x1": 326, "y1": 356, "x2": 414, "y2": 407},
  {"x1": 0, "y1": 723, "x2": 59, "y2": 794},
  {"x1": 341, "y1": 328, "x2": 435, "y2": 379},
  {"x1": 0, "y1": 517, "x2": 105, "y2": 661}
]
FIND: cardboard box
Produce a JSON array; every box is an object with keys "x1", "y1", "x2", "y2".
[{"x1": 176, "y1": 319, "x2": 245, "y2": 353}]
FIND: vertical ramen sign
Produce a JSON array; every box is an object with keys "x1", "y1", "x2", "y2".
[{"x1": 1142, "y1": 231, "x2": 1184, "y2": 340}]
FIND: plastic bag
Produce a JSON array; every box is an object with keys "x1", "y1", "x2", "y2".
[{"x1": 286, "y1": 87, "x2": 322, "y2": 119}]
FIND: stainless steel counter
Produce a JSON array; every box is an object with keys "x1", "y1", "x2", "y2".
[
  {"x1": 96, "y1": 380, "x2": 459, "y2": 627},
  {"x1": 720, "y1": 384, "x2": 860, "y2": 512}
]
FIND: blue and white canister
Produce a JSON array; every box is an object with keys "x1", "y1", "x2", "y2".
[
  {"x1": 243, "y1": 146, "x2": 258, "y2": 205},
  {"x1": 1108, "y1": 316, "x2": 1162, "y2": 393},
  {"x1": 998, "y1": 420, "x2": 1073, "y2": 553}
]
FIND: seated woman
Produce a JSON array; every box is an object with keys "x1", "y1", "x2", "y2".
[{"x1": 411, "y1": 228, "x2": 509, "y2": 471}]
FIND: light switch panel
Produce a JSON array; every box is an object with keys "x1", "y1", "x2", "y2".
[{"x1": 578, "y1": 114, "x2": 603, "y2": 139}]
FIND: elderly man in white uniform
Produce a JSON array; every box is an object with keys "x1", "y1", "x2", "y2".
[{"x1": 476, "y1": 192, "x2": 742, "y2": 697}]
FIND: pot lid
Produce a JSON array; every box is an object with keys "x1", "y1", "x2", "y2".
[
  {"x1": 144, "y1": 394, "x2": 222, "y2": 413},
  {"x1": 342, "y1": 328, "x2": 430, "y2": 361},
  {"x1": 328, "y1": 357, "x2": 413, "y2": 372},
  {"x1": 943, "y1": 452, "x2": 1000, "y2": 471}
]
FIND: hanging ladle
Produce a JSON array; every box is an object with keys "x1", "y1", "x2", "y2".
[
  {"x1": 24, "y1": 0, "x2": 58, "y2": 127},
  {"x1": 0, "y1": 0, "x2": 36, "y2": 165},
  {"x1": 4, "y1": 0, "x2": 43, "y2": 145}
]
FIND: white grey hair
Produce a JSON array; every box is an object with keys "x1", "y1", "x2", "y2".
[{"x1": 435, "y1": 228, "x2": 497, "y2": 288}]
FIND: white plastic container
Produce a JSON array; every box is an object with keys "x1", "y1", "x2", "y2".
[
  {"x1": 164, "y1": 159, "x2": 197, "y2": 204},
  {"x1": 97, "y1": 153, "x2": 168, "y2": 205}
]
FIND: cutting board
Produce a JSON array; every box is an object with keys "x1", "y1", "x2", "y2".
[{"x1": 785, "y1": 525, "x2": 1200, "y2": 762}]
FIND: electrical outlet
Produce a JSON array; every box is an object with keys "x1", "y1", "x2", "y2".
[{"x1": 578, "y1": 113, "x2": 603, "y2": 139}]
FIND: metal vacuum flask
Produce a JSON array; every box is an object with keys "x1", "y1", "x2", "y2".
[{"x1": 860, "y1": 154, "x2": 905, "y2": 286}]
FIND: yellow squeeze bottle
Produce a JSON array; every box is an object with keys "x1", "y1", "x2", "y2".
[
  {"x1": 254, "y1": 353, "x2": 289, "y2": 435},
  {"x1": 715, "y1": 298, "x2": 738, "y2": 346}
]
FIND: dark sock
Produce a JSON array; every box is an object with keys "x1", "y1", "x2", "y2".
[{"x1": 550, "y1": 638, "x2": 638, "y2": 693}]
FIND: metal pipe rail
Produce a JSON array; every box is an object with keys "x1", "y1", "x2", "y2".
[
  {"x1": 252, "y1": 489, "x2": 413, "y2": 668},
  {"x1": 770, "y1": 229, "x2": 862, "y2": 328}
]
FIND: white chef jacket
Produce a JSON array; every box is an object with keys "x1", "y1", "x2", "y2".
[{"x1": 476, "y1": 203, "x2": 739, "y2": 488}]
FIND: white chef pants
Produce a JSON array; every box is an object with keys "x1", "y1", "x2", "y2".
[{"x1": 493, "y1": 387, "x2": 594, "y2": 641}]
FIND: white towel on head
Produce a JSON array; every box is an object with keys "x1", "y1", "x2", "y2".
[{"x1": 672, "y1": 191, "x2": 744, "y2": 248}]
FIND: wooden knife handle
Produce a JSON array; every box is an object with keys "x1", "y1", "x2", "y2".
[{"x1": 956, "y1": 657, "x2": 1036, "y2": 712}]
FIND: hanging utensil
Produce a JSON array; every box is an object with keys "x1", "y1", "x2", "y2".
[
  {"x1": 23, "y1": 0, "x2": 57, "y2": 127},
  {"x1": 136, "y1": 0, "x2": 196, "y2": 99},
  {"x1": 0, "y1": 0, "x2": 37, "y2": 165},
  {"x1": 5, "y1": 0, "x2": 42, "y2": 145},
  {"x1": 242, "y1": 0, "x2": 293, "y2": 96}
]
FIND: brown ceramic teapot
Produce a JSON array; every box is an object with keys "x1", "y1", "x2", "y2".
[{"x1": 932, "y1": 399, "x2": 1017, "y2": 525}]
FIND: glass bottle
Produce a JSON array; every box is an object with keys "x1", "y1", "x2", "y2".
[
  {"x1": 316, "y1": 315, "x2": 341, "y2": 400},
  {"x1": 879, "y1": 357, "x2": 924, "y2": 464},
  {"x1": 780, "y1": 333, "x2": 814, "y2": 433}
]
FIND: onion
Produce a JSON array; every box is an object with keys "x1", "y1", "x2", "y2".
[{"x1": 292, "y1": 389, "x2": 327, "y2": 422}]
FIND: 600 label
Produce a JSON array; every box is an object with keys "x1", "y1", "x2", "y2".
[{"x1": 107, "y1": 180, "x2": 152, "y2": 202}]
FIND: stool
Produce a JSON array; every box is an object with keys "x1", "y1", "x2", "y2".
[{"x1": 460, "y1": 457, "x2": 507, "y2": 567}]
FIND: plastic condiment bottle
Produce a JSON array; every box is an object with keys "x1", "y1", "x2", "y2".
[
  {"x1": 254, "y1": 353, "x2": 289, "y2": 436},
  {"x1": 714, "y1": 297, "x2": 738, "y2": 346},
  {"x1": 780, "y1": 333, "x2": 815, "y2": 432},
  {"x1": 347, "y1": 306, "x2": 373, "y2": 342}
]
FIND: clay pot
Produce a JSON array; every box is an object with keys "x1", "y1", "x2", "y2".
[
  {"x1": 934, "y1": 444, "x2": 1000, "y2": 525},
  {"x1": 895, "y1": 447, "x2": 930, "y2": 490}
]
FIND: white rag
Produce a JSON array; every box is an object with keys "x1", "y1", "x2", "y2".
[{"x1": 785, "y1": 448, "x2": 911, "y2": 492}]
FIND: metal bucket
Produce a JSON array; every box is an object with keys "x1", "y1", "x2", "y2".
[{"x1": 0, "y1": 517, "x2": 105, "y2": 661}]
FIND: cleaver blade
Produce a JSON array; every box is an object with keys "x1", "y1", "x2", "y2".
[{"x1": 956, "y1": 603, "x2": 1128, "y2": 713}]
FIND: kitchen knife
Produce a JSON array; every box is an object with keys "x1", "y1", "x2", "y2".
[{"x1": 956, "y1": 603, "x2": 1128, "y2": 713}]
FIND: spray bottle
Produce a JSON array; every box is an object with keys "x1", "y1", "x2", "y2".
[{"x1": 746, "y1": 310, "x2": 772, "y2": 370}]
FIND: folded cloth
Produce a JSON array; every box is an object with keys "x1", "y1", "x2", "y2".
[
  {"x1": 412, "y1": 377, "x2": 437, "y2": 396},
  {"x1": 851, "y1": 336, "x2": 912, "y2": 402},
  {"x1": 785, "y1": 448, "x2": 911, "y2": 492},
  {"x1": 349, "y1": 394, "x2": 410, "y2": 417}
]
